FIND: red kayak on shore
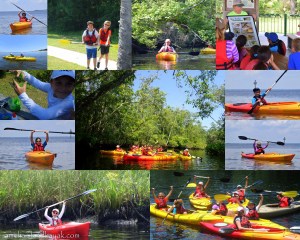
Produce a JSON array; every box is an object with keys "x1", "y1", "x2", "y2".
[{"x1": 39, "y1": 222, "x2": 90, "y2": 237}]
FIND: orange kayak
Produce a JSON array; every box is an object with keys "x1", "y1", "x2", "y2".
[
  {"x1": 10, "y1": 21, "x2": 32, "y2": 31},
  {"x1": 25, "y1": 151, "x2": 56, "y2": 165}
]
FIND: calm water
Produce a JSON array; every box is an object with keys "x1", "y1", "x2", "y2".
[
  {"x1": 225, "y1": 89, "x2": 300, "y2": 120},
  {"x1": 225, "y1": 143, "x2": 300, "y2": 170},
  {"x1": 0, "y1": 11, "x2": 47, "y2": 35},
  {"x1": 150, "y1": 170, "x2": 300, "y2": 239},
  {"x1": 0, "y1": 51, "x2": 47, "y2": 70},
  {"x1": 0, "y1": 224, "x2": 149, "y2": 240},
  {"x1": 77, "y1": 150, "x2": 224, "y2": 170},
  {"x1": 0, "y1": 137, "x2": 75, "y2": 170},
  {"x1": 132, "y1": 52, "x2": 215, "y2": 70}
]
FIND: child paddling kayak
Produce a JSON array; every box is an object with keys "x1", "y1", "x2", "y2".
[{"x1": 44, "y1": 201, "x2": 66, "y2": 226}]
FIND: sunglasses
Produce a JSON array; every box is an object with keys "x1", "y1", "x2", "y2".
[
  {"x1": 36, "y1": 140, "x2": 41, "y2": 142},
  {"x1": 52, "y1": 211, "x2": 58, "y2": 214}
]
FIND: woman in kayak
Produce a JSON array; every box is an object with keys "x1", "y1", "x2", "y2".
[
  {"x1": 237, "y1": 194, "x2": 263, "y2": 220},
  {"x1": 18, "y1": 11, "x2": 33, "y2": 22},
  {"x1": 168, "y1": 199, "x2": 188, "y2": 215},
  {"x1": 12, "y1": 70, "x2": 75, "y2": 120},
  {"x1": 277, "y1": 193, "x2": 294, "y2": 207},
  {"x1": 234, "y1": 206, "x2": 253, "y2": 230},
  {"x1": 152, "y1": 186, "x2": 173, "y2": 209},
  {"x1": 193, "y1": 176, "x2": 210, "y2": 198},
  {"x1": 31, "y1": 130, "x2": 48, "y2": 151},
  {"x1": 253, "y1": 140, "x2": 269, "y2": 155},
  {"x1": 44, "y1": 201, "x2": 66, "y2": 226},
  {"x1": 158, "y1": 39, "x2": 176, "y2": 53}
]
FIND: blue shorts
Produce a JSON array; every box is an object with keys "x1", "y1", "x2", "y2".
[{"x1": 86, "y1": 48, "x2": 97, "y2": 59}]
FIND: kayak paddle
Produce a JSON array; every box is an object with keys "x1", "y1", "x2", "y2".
[
  {"x1": 238, "y1": 136, "x2": 285, "y2": 146},
  {"x1": 248, "y1": 70, "x2": 287, "y2": 114},
  {"x1": 14, "y1": 189, "x2": 97, "y2": 221},
  {"x1": 4, "y1": 127, "x2": 75, "y2": 135},
  {"x1": 251, "y1": 189, "x2": 299, "y2": 198},
  {"x1": 11, "y1": 2, "x2": 48, "y2": 27}
]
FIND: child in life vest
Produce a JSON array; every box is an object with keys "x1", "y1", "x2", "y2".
[
  {"x1": 193, "y1": 176, "x2": 210, "y2": 198},
  {"x1": 234, "y1": 206, "x2": 253, "y2": 230},
  {"x1": 277, "y1": 193, "x2": 294, "y2": 207},
  {"x1": 152, "y1": 186, "x2": 173, "y2": 209},
  {"x1": 44, "y1": 201, "x2": 66, "y2": 226},
  {"x1": 227, "y1": 176, "x2": 248, "y2": 203},
  {"x1": 211, "y1": 201, "x2": 235, "y2": 217},
  {"x1": 253, "y1": 140, "x2": 269, "y2": 155},
  {"x1": 158, "y1": 39, "x2": 176, "y2": 53},
  {"x1": 12, "y1": 70, "x2": 75, "y2": 120},
  {"x1": 168, "y1": 199, "x2": 187, "y2": 215},
  {"x1": 18, "y1": 11, "x2": 33, "y2": 22},
  {"x1": 237, "y1": 194, "x2": 263, "y2": 220},
  {"x1": 31, "y1": 130, "x2": 48, "y2": 151},
  {"x1": 183, "y1": 149, "x2": 190, "y2": 156},
  {"x1": 251, "y1": 46, "x2": 280, "y2": 70},
  {"x1": 252, "y1": 87, "x2": 271, "y2": 106},
  {"x1": 97, "y1": 21, "x2": 112, "y2": 70}
]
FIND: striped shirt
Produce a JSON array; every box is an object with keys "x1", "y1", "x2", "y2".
[{"x1": 226, "y1": 40, "x2": 239, "y2": 63}]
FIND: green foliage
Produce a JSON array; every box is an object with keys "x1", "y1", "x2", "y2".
[
  {"x1": 132, "y1": 0, "x2": 215, "y2": 48},
  {"x1": 205, "y1": 118, "x2": 225, "y2": 156},
  {"x1": 259, "y1": 0, "x2": 300, "y2": 14}
]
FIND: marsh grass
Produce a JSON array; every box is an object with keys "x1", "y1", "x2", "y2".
[{"x1": 0, "y1": 171, "x2": 149, "y2": 222}]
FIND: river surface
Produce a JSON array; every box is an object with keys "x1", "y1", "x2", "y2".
[
  {"x1": 0, "y1": 137, "x2": 75, "y2": 170},
  {"x1": 0, "y1": 10, "x2": 47, "y2": 35},
  {"x1": 76, "y1": 149, "x2": 224, "y2": 170},
  {"x1": 225, "y1": 143, "x2": 300, "y2": 170},
  {"x1": 150, "y1": 170, "x2": 300, "y2": 239},
  {"x1": 225, "y1": 89, "x2": 300, "y2": 120},
  {"x1": 132, "y1": 52, "x2": 215, "y2": 70}
]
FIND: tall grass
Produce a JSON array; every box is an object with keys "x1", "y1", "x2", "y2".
[{"x1": 0, "y1": 171, "x2": 149, "y2": 221}]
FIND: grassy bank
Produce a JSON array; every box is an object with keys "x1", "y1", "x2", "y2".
[
  {"x1": 0, "y1": 171, "x2": 149, "y2": 223},
  {"x1": 0, "y1": 73, "x2": 47, "y2": 108},
  {"x1": 48, "y1": 56, "x2": 85, "y2": 70}
]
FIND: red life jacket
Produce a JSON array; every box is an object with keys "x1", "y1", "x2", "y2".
[
  {"x1": 245, "y1": 59, "x2": 260, "y2": 70},
  {"x1": 246, "y1": 205, "x2": 259, "y2": 220},
  {"x1": 279, "y1": 197, "x2": 290, "y2": 207},
  {"x1": 234, "y1": 216, "x2": 252, "y2": 229},
  {"x1": 83, "y1": 29, "x2": 97, "y2": 46},
  {"x1": 175, "y1": 205, "x2": 186, "y2": 214},
  {"x1": 52, "y1": 217, "x2": 62, "y2": 226},
  {"x1": 228, "y1": 197, "x2": 238, "y2": 203},
  {"x1": 255, "y1": 147, "x2": 265, "y2": 155},
  {"x1": 183, "y1": 151, "x2": 189, "y2": 156},
  {"x1": 34, "y1": 143, "x2": 44, "y2": 151},
  {"x1": 163, "y1": 46, "x2": 174, "y2": 52},
  {"x1": 240, "y1": 55, "x2": 251, "y2": 70},
  {"x1": 253, "y1": 95, "x2": 268, "y2": 106},
  {"x1": 155, "y1": 197, "x2": 168, "y2": 208},
  {"x1": 219, "y1": 203, "x2": 228, "y2": 216},
  {"x1": 20, "y1": 17, "x2": 28, "y2": 22},
  {"x1": 194, "y1": 186, "x2": 206, "y2": 197},
  {"x1": 237, "y1": 189, "x2": 245, "y2": 202},
  {"x1": 99, "y1": 28, "x2": 111, "y2": 45},
  {"x1": 216, "y1": 40, "x2": 234, "y2": 70}
]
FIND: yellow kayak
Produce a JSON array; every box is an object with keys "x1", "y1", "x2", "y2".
[
  {"x1": 178, "y1": 155, "x2": 192, "y2": 160},
  {"x1": 200, "y1": 48, "x2": 216, "y2": 54},
  {"x1": 189, "y1": 193, "x2": 212, "y2": 210},
  {"x1": 100, "y1": 150, "x2": 126, "y2": 156},
  {"x1": 156, "y1": 52, "x2": 177, "y2": 61},
  {"x1": 3, "y1": 56, "x2": 16, "y2": 60},
  {"x1": 150, "y1": 204, "x2": 285, "y2": 229},
  {"x1": 25, "y1": 151, "x2": 56, "y2": 166},
  {"x1": 10, "y1": 21, "x2": 32, "y2": 31},
  {"x1": 226, "y1": 198, "x2": 250, "y2": 213},
  {"x1": 14, "y1": 56, "x2": 36, "y2": 61}
]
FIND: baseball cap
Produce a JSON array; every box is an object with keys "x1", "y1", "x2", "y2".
[
  {"x1": 51, "y1": 70, "x2": 75, "y2": 80},
  {"x1": 233, "y1": 0, "x2": 245, "y2": 7},
  {"x1": 265, "y1": 32, "x2": 279, "y2": 43},
  {"x1": 87, "y1": 21, "x2": 94, "y2": 25}
]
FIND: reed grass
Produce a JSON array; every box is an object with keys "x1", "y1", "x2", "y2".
[{"x1": 0, "y1": 171, "x2": 149, "y2": 220}]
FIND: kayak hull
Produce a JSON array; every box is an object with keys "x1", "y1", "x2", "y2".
[
  {"x1": 123, "y1": 154, "x2": 177, "y2": 161},
  {"x1": 39, "y1": 222, "x2": 90, "y2": 237},
  {"x1": 178, "y1": 155, "x2": 192, "y2": 160},
  {"x1": 25, "y1": 151, "x2": 56, "y2": 166},
  {"x1": 100, "y1": 150, "x2": 126, "y2": 156},
  {"x1": 3, "y1": 56, "x2": 16, "y2": 60},
  {"x1": 156, "y1": 52, "x2": 177, "y2": 61},
  {"x1": 15, "y1": 57, "x2": 36, "y2": 61},
  {"x1": 225, "y1": 102, "x2": 300, "y2": 115},
  {"x1": 226, "y1": 199, "x2": 249, "y2": 213},
  {"x1": 10, "y1": 21, "x2": 32, "y2": 31},
  {"x1": 189, "y1": 193, "x2": 212, "y2": 210},
  {"x1": 241, "y1": 152, "x2": 295, "y2": 162},
  {"x1": 200, "y1": 222, "x2": 300, "y2": 239},
  {"x1": 200, "y1": 48, "x2": 216, "y2": 54},
  {"x1": 258, "y1": 201, "x2": 300, "y2": 218}
]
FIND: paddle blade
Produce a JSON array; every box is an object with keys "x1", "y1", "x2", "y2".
[
  {"x1": 282, "y1": 191, "x2": 298, "y2": 198},
  {"x1": 14, "y1": 213, "x2": 30, "y2": 221},
  {"x1": 4, "y1": 128, "x2": 17, "y2": 131},
  {"x1": 276, "y1": 141, "x2": 285, "y2": 146},
  {"x1": 82, "y1": 189, "x2": 97, "y2": 195},
  {"x1": 290, "y1": 226, "x2": 300, "y2": 234},
  {"x1": 238, "y1": 136, "x2": 248, "y2": 140},
  {"x1": 214, "y1": 194, "x2": 231, "y2": 202},
  {"x1": 219, "y1": 227, "x2": 235, "y2": 234},
  {"x1": 187, "y1": 183, "x2": 196, "y2": 188}
]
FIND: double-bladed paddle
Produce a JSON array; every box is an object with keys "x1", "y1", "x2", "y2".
[
  {"x1": 248, "y1": 70, "x2": 287, "y2": 114},
  {"x1": 251, "y1": 189, "x2": 299, "y2": 198},
  {"x1": 238, "y1": 136, "x2": 285, "y2": 146},
  {"x1": 14, "y1": 189, "x2": 97, "y2": 221},
  {"x1": 4, "y1": 127, "x2": 75, "y2": 135}
]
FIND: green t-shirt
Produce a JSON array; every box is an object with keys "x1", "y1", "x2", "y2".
[{"x1": 227, "y1": 10, "x2": 248, "y2": 16}]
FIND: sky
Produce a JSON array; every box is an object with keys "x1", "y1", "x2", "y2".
[
  {"x1": 134, "y1": 70, "x2": 224, "y2": 129},
  {"x1": 225, "y1": 70, "x2": 300, "y2": 90},
  {"x1": 0, "y1": 35, "x2": 47, "y2": 52},
  {"x1": 0, "y1": 120, "x2": 75, "y2": 138},
  {"x1": 0, "y1": 0, "x2": 47, "y2": 11},
  {"x1": 226, "y1": 120, "x2": 300, "y2": 143}
]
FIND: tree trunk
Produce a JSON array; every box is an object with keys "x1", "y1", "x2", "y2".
[
  {"x1": 117, "y1": 0, "x2": 132, "y2": 70},
  {"x1": 290, "y1": 0, "x2": 296, "y2": 14}
]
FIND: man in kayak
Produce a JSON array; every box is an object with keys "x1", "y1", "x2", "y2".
[
  {"x1": 82, "y1": 21, "x2": 99, "y2": 70},
  {"x1": 277, "y1": 193, "x2": 294, "y2": 207},
  {"x1": 158, "y1": 39, "x2": 176, "y2": 53},
  {"x1": 18, "y1": 11, "x2": 33, "y2": 22},
  {"x1": 252, "y1": 87, "x2": 272, "y2": 106},
  {"x1": 167, "y1": 199, "x2": 188, "y2": 215},
  {"x1": 31, "y1": 130, "x2": 48, "y2": 151},
  {"x1": 237, "y1": 194, "x2": 264, "y2": 220},
  {"x1": 152, "y1": 186, "x2": 173, "y2": 209},
  {"x1": 12, "y1": 70, "x2": 75, "y2": 120},
  {"x1": 97, "y1": 21, "x2": 112, "y2": 70},
  {"x1": 234, "y1": 206, "x2": 253, "y2": 230},
  {"x1": 227, "y1": 176, "x2": 248, "y2": 203},
  {"x1": 193, "y1": 176, "x2": 210, "y2": 198},
  {"x1": 44, "y1": 201, "x2": 66, "y2": 226},
  {"x1": 253, "y1": 140, "x2": 269, "y2": 155}
]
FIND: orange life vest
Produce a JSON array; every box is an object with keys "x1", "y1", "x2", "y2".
[
  {"x1": 216, "y1": 40, "x2": 234, "y2": 70},
  {"x1": 33, "y1": 143, "x2": 44, "y2": 151},
  {"x1": 99, "y1": 28, "x2": 111, "y2": 45}
]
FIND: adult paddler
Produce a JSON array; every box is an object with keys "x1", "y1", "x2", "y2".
[{"x1": 82, "y1": 21, "x2": 99, "y2": 70}]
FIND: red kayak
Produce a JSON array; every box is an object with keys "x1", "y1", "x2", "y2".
[
  {"x1": 200, "y1": 222, "x2": 300, "y2": 239},
  {"x1": 39, "y1": 222, "x2": 90, "y2": 237}
]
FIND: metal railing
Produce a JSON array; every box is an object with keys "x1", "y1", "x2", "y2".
[{"x1": 260, "y1": 14, "x2": 300, "y2": 35}]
